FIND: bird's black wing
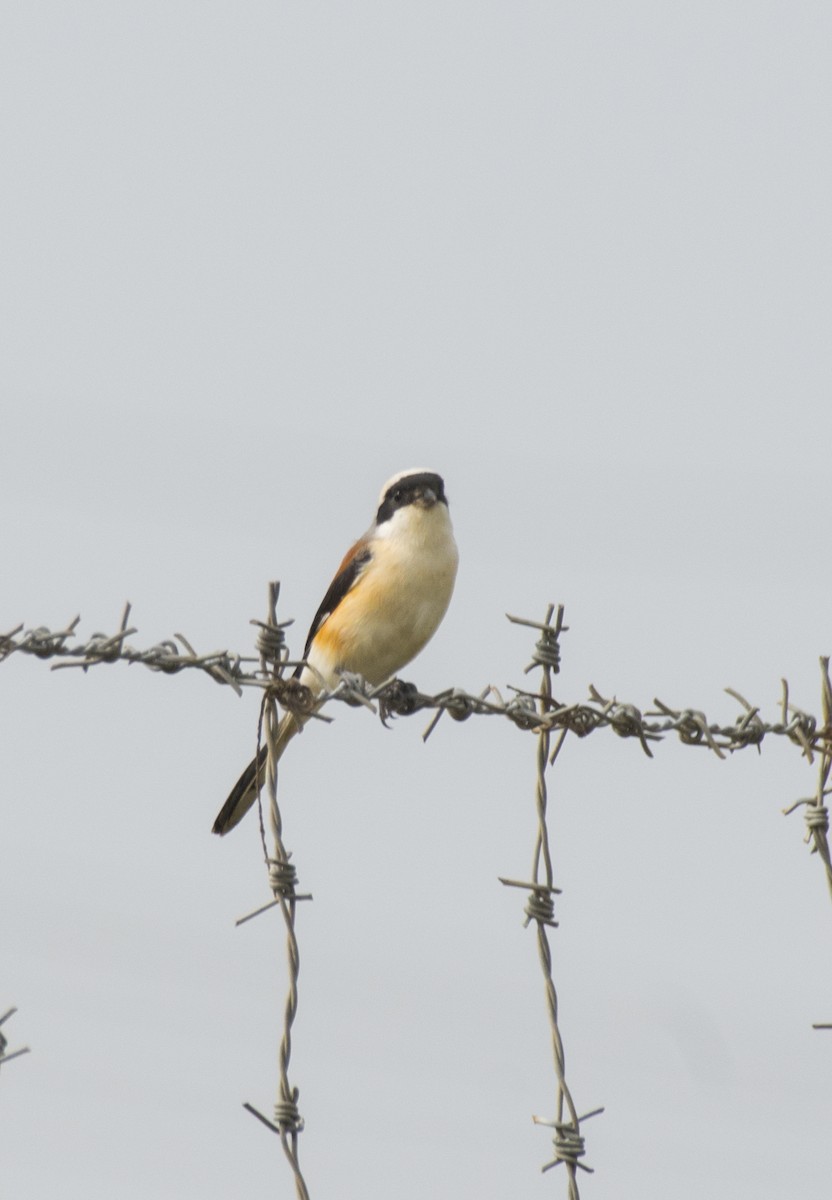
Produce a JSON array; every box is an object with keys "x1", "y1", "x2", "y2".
[{"x1": 294, "y1": 539, "x2": 373, "y2": 674}]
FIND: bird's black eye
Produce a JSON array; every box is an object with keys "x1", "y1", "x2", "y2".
[{"x1": 393, "y1": 488, "x2": 403, "y2": 503}]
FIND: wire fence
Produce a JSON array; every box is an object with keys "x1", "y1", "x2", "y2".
[{"x1": 3, "y1": 592, "x2": 831, "y2": 1197}]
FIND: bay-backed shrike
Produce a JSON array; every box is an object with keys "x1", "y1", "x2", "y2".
[{"x1": 212, "y1": 468, "x2": 458, "y2": 835}]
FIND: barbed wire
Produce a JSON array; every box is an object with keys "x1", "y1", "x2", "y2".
[
  {"x1": 4, "y1": 593, "x2": 831, "y2": 1196},
  {"x1": 237, "y1": 585, "x2": 311, "y2": 1200},
  {"x1": 500, "y1": 606, "x2": 603, "y2": 1193},
  {"x1": 3, "y1": 603, "x2": 831, "y2": 760}
]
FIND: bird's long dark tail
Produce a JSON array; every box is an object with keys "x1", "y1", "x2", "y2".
[{"x1": 212, "y1": 713, "x2": 300, "y2": 835}]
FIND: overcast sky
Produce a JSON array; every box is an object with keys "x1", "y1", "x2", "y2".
[{"x1": 2, "y1": 4, "x2": 832, "y2": 1198}]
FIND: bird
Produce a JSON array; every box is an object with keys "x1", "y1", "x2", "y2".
[{"x1": 212, "y1": 468, "x2": 459, "y2": 835}]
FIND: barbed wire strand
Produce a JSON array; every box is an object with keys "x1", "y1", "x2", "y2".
[
  {"x1": 236, "y1": 584, "x2": 311, "y2": 1200},
  {"x1": 5, "y1": 608, "x2": 829, "y2": 763},
  {"x1": 4, "y1": 606, "x2": 830, "y2": 755},
  {"x1": 0, "y1": 1007, "x2": 30, "y2": 1069},
  {"x1": 501, "y1": 607, "x2": 603, "y2": 1191}
]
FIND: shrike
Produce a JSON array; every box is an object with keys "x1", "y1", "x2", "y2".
[{"x1": 212, "y1": 468, "x2": 459, "y2": 835}]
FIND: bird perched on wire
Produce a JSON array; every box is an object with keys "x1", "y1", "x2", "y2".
[{"x1": 212, "y1": 468, "x2": 459, "y2": 835}]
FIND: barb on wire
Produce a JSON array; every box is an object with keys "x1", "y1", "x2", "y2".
[
  {"x1": 508, "y1": 606, "x2": 569, "y2": 675},
  {"x1": 0, "y1": 1007, "x2": 30, "y2": 1069},
  {"x1": 781, "y1": 658, "x2": 832, "y2": 904}
]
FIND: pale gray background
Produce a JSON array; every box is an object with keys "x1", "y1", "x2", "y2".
[{"x1": 2, "y1": 4, "x2": 831, "y2": 1198}]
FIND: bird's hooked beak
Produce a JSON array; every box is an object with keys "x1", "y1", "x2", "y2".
[{"x1": 417, "y1": 485, "x2": 438, "y2": 508}]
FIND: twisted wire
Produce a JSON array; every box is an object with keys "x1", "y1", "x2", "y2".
[{"x1": 5, "y1": 606, "x2": 832, "y2": 770}]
